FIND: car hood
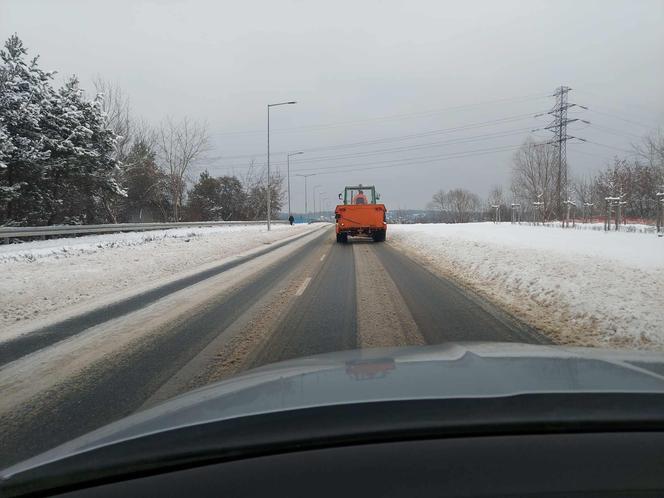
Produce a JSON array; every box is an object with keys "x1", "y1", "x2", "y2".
[{"x1": 3, "y1": 342, "x2": 664, "y2": 477}]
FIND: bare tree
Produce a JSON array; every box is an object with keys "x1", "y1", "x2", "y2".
[
  {"x1": 93, "y1": 76, "x2": 133, "y2": 163},
  {"x1": 487, "y1": 185, "x2": 506, "y2": 222},
  {"x1": 242, "y1": 160, "x2": 285, "y2": 219},
  {"x1": 634, "y1": 129, "x2": 664, "y2": 222},
  {"x1": 428, "y1": 189, "x2": 447, "y2": 222},
  {"x1": 634, "y1": 128, "x2": 664, "y2": 172},
  {"x1": 446, "y1": 188, "x2": 480, "y2": 223},
  {"x1": 132, "y1": 118, "x2": 158, "y2": 151},
  {"x1": 157, "y1": 117, "x2": 209, "y2": 221},
  {"x1": 428, "y1": 188, "x2": 481, "y2": 223},
  {"x1": 573, "y1": 175, "x2": 595, "y2": 222},
  {"x1": 511, "y1": 138, "x2": 558, "y2": 221}
]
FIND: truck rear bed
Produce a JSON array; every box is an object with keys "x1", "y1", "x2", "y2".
[{"x1": 335, "y1": 204, "x2": 387, "y2": 243}]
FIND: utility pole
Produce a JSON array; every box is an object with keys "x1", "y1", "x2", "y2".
[
  {"x1": 312, "y1": 185, "x2": 322, "y2": 220},
  {"x1": 319, "y1": 192, "x2": 326, "y2": 219},
  {"x1": 296, "y1": 173, "x2": 315, "y2": 221},
  {"x1": 538, "y1": 86, "x2": 588, "y2": 222},
  {"x1": 322, "y1": 197, "x2": 329, "y2": 219},
  {"x1": 287, "y1": 151, "x2": 303, "y2": 218},
  {"x1": 267, "y1": 101, "x2": 297, "y2": 231}
]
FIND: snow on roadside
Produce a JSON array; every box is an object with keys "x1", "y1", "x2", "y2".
[
  {"x1": 1, "y1": 224, "x2": 318, "y2": 333},
  {"x1": 531, "y1": 221, "x2": 656, "y2": 234},
  {"x1": 389, "y1": 223, "x2": 664, "y2": 351}
]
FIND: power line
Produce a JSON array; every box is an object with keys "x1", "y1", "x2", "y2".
[
  {"x1": 584, "y1": 139, "x2": 636, "y2": 155},
  {"x1": 212, "y1": 93, "x2": 550, "y2": 136},
  {"x1": 290, "y1": 144, "x2": 521, "y2": 175},
  {"x1": 567, "y1": 145, "x2": 617, "y2": 162},
  {"x1": 270, "y1": 127, "x2": 533, "y2": 165},
  {"x1": 209, "y1": 112, "x2": 542, "y2": 164},
  {"x1": 574, "y1": 89, "x2": 663, "y2": 121},
  {"x1": 292, "y1": 144, "x2": 522, "y2": 175},
  {"x1": 587, "y1": 108, "x2": 656, "y2": 130},
  {"x1": 204, "y1": 124, "x2": 535, "y2": 173},
  {"x1": 587, "y1": 123, "x2": 643, "y2": 140}
]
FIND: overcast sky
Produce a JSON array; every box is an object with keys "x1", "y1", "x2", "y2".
[{"x1": 2, "y1": 0, "x2": 663, "y2": 211}]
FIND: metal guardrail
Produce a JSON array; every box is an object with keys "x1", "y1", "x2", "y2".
[{"x1": 0, "y1": 220, "x2": 287, "y2": 242}]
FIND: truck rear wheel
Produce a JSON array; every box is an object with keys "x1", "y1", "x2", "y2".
[
  {"x1": 372, "y1": 230, "x2": 386, "y2": 242},
  {"x1": 336, "y1": 232, "x2": 348, "y2": 243}
]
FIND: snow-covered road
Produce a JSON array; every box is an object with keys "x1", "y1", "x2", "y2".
[
  {"x1": 389, "y1": 223, "x2": 664, "y2": 350},
  {"x1": 1, "y1": 224, "x2": 318, "y2": 338}
]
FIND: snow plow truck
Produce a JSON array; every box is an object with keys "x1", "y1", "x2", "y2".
[{"x1": 334, "y1": 185, "x2": 387, "y2": 243}]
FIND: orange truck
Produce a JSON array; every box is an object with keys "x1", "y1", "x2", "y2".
[{"x1": 334, "y1": 185, "x2": 387, "y2": 243}]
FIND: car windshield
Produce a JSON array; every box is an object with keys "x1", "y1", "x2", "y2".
[{"x1": 1, "y1": 0, "x2": 663, "y2": 473}]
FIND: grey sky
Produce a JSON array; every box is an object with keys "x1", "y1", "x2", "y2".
[{"x1": 2, "y1": 0, "x2": 663, "y2": 211}]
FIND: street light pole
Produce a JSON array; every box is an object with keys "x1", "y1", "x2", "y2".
[
  {"x1": 267, "y1": 101, "x2": 296, "y2": 230},
  {"x1": 322, "y1": 197, "x2": 328, "y2": 218},
  {"x1": 287, "y1": 151, "x2": 303, "y2": 218},
  {"x1": 313, "y1": 185, "x2": 322, "y2": 220},
  {"x1": 295, "y1": 173, "x2": 315, "y2": 221}
]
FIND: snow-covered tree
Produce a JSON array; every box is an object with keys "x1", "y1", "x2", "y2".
[
  {"x1": 39, "y1": 76, "x2": 123, "y2": 224},
  {"x1": 0, "y1": 35, "x2": 122, "y2": 225},
  {"x1": 0, "y1": 121, "x2": 10, "y2": 168},
  {"x1": 0, "y1": 34, "x2": 54, "y2": 225}
]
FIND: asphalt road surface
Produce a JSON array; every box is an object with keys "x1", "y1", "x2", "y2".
[{"x1": 0, "y1": 226, "x2": 548, "y2": 468}]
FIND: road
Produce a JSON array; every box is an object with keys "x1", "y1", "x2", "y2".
[{"x1": 0, "y1": 226, "x2": 547, "y2": 467}]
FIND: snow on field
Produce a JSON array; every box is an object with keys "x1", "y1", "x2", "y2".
[
  {"x1": 389, "y1": 223, "x2": 664, "y2": 351},
  {"x1": 1, "y1": 224, "x2": 317, "y2": 334},
  {"x1": 537, "y1": 221, "x2": 656, "y2": 234}
]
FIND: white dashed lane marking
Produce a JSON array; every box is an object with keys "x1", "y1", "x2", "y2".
[{"x1": 295, "y1": 277, "x2": 312, "y2": 296}]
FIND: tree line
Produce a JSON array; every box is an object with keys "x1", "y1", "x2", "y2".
[
  {"x1": 509, "y1": 133, "x2": 664, "y2": 223},
  {"x1": 427, "y1": 131, "x2": 664, "y2": 224},
  {"x1": 0, "y1": 35, "x2": 283, "y2": 226},
  {"x1": 4, "y1": 35, "x2": 661, "y2": 227}
]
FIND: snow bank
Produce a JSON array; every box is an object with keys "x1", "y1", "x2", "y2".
[
  {"x1": 389, "y1": 223, "x2": 664, "y2": 350},
  {"x1": 1, "y1": 224, "x2": 316, "y2": 333},
  {"x1": 535, "y1": 221, "x2": 656, "y2": 234}
]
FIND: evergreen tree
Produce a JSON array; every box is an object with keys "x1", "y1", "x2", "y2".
[
  {"x1": 187, "y1": 170, "x2": 222, "y2": 221},
  {"x1": 121, "y1": 139, "x2": 170, "y2": 222},
  {"x1": 41, "y1": 76, "x2": 123, "y2": 224},
  {"x1": 0, "y1": 34, "x2": 53, "y2": 224},
  {"x1": 0, "y1": 35, "x2": 122, "y2": 225},
  {"x1": 217, "y1": 175, "x2": 246, "y2": 220}
]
